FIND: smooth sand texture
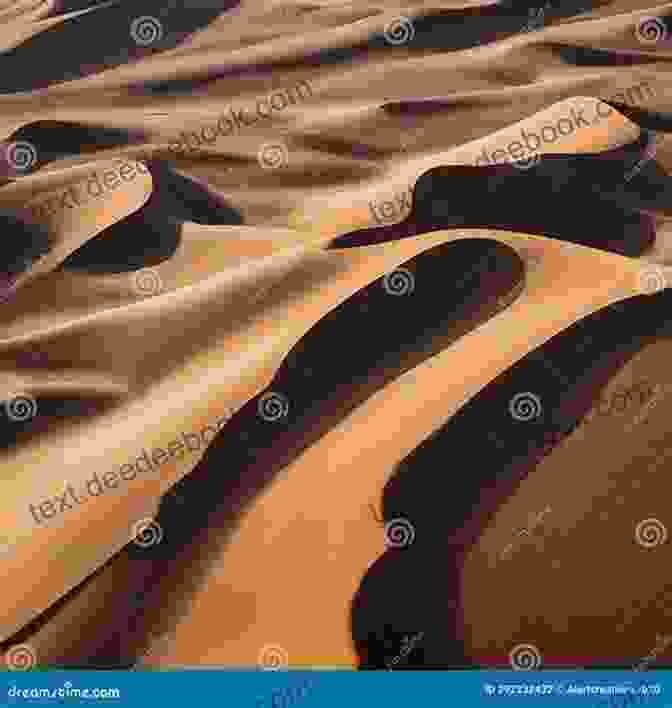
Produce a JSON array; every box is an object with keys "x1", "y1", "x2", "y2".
[
  {"x1": 462, "y1": 338, "x2": 672, "y2": 667},
  {"x1": 2, "y1": 228, "x2": 515, "y2": 640},
  {"x1": 134, "y1": 233, "x2": 667, "y2": 669},
  {"x1": 1, "y1": 0, "x2": 672, "y2": 670},
  {"x1": 11, "y1": 229, "x2": 668, "y2": 669}
]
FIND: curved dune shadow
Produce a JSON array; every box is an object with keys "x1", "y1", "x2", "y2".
[
  {"x1": 366, "y1": 0, "x2": 601, "y2": 53},
  {"x1": 1, "y1": 122, "x2": 148, "y2": 175},
  {"x1": 352, "y1": 289, "x2": 672, "y2": 668},
  {"x1": 330, "y1": 130, "x2": 664, "y2": 256},
  {"x1": 136, "y1": 1, "x2": 603, "y2": 95},
  {"x1": 0, "y1": 212, "x2": 51, "y2": 278},
  {"x1": 59, "y1": 160, "x2": 243, "y2": 273},
  {"x1": 0, "y1": 0, "x2": 240, "y2": 93},
  {"x1": 549, "y1": 42, "x2": 672, "y2": 67},
  {"x1": 0, "y1": 237, "x2": 526, "y2": 666}
]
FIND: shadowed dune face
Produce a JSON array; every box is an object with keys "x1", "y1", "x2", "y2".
[
  {"x1": 0, "y1": 213, "x2": 51, "y2": 278},
  {"x1": 354, "y1": 291, "x2": 672, "y2": 669},
  {"x1": 59, "y1": 160, "x2": 243, "y2": 273},
  {"x1": 0, "y1": 236, "x2": 525, "y2": 665},
  {"x1": 0, "y1": 0, "x2": 242, "y2": 92},
  {"x1": 0, "y1": 121, "x2": 148, "y2": 175},
  {"x1": 3, "y1": 0, "x2": 672, "y2": 672},
  {"x1": 329, "y1": 134, "x2": 660, "y2": 256}
]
